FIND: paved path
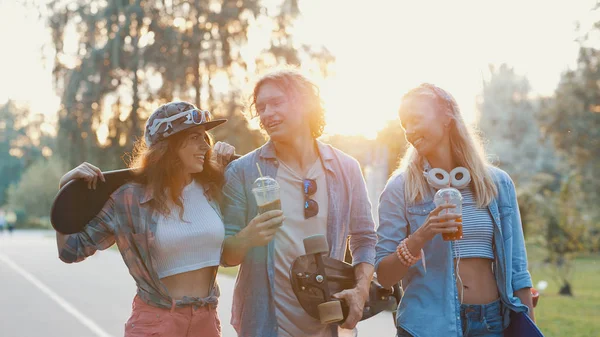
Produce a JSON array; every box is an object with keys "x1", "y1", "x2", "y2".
[{"x1": 0, "y1": 230, "x2": 396, "y2": 336}]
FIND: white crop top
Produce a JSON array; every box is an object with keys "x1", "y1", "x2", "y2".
[{"x1": 154, "y1": 181, "x2": 224, "y2": 279}]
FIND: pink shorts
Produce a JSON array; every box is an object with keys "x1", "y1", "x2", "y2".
[{"x1": 124, "y1": 295, "x2": 221, "y2": 337}]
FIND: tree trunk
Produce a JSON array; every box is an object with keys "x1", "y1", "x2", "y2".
[
  {"x1": 193, "y1": 0, "x2": 202, "y2": 108},
  {"x1": 559, "y1": 281, "x2": 573, "y2": 296}
]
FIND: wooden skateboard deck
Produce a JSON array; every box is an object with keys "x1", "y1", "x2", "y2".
[{"x1": 290, "y1": 252, "x2": 399, "y2": 323}]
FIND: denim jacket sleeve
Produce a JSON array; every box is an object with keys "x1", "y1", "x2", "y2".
[
  {"x1": 347, "y1": 158, "x2": 377, "y2": 266},
  {"x1": 58, "y1": 197, "x2": 116, "y2": 263},
  {"x1": 506, "y1": 175, "x2": 533, "y2": 291},
  {"x1": 375, "y1": 173, "x2": 409, "y2": 272},
  {"x1": 221, "y1": 160, "x2": 248, "y2": 267}
]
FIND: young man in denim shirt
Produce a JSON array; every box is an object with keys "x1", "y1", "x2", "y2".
[{"x1": 221, "y1": 70, "x2": 377, "y2": 337}]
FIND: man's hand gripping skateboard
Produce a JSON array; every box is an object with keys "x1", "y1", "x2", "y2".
[{"x1": 290, "y1": 234, "x2": 401, "y2": 328}]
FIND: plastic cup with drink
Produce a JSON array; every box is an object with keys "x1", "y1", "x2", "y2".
[
  {"x1": 433, "y1": 187, "x2": 463, "y2": 241},
  {"x1": 252, "y1": 176, "x2": 281, "y2": 214}
]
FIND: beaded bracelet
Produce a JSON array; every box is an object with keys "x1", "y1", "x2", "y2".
[
  {"x1": 396, "y1": 236, "x2": 427, "y2": 272},
  {"x1": 396, "y1": 238, "x2": 419, "y2": 266}
]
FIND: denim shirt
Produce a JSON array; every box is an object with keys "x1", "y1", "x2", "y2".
[
  {"x1": 375, "y1": 166, "x2": 532, "y2": 337},
  {"x1": 58, "y1": 182, "x2": 223, "y2": 309},
  {"x1": 222, "y1": 140, "x2": 377, "y2": 337}
]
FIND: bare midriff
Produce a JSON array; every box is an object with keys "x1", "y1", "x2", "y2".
[
  {"x1": 160, "y1": 266, "x2": 216, "y2": 300},
  {"x1": 454, "y1": 258, "x2": 499, "y2": 305}
]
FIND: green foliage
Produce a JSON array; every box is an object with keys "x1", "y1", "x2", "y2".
[
  {"x1": 324, "y1": 127, "x2": 408, "y2": 179},
  {"x1": 529, "y1": 252, "x2": 600, "y2": 337},
  {"x1": 511, "y1": 11, "x2": 600, "y2": 298},
  {"x1": 0, "y1": 101, "x2": 53, "y2": 206},
  {"x1": 47, "y1": 0, "x2": 332, "y2": 169},
  {"x1": 6, "y1": 157, "x2": 66, "y2": 219},
  {"x1": 538, "y1": 46, "x2": 600, "y2": 221},
  {"x1": 520, "y1": 173, "x2": 595, "y2": 296},
  {"x1": 376, "y1": 119, "x2": 408, "y2": 176},
  {"x1": 0, "y1": 102, "x2": 24, "y2": 206},
  {"x1": 324, "y1": 134, "x2": 373, "y2": 164},
  {"x1": 478, "y1": 64, "x2": 557, "y2": 185}
]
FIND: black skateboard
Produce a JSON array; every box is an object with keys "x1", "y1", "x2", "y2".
[
  {"x1": 290, "y1": 234, "x2": 400, "y2": 324},
  {"x1": 50, "y1": 169, "x2": 136, "y2": 234}
]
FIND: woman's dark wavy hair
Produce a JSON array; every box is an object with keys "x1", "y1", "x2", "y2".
[
  {"x1": 249, "y1": 69, "x2": 326, "y2": 139},
  {"x1": 128, "y1": 129, "x2": 224, "y2": 219}
]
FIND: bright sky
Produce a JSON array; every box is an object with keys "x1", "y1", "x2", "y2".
[{"x1": 0, "y1": 0, "x2": 597, "y2": 139}]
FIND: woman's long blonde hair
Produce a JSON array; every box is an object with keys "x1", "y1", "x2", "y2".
[{"x1": 397, "y1": 84, "x2": 497, "y2": 207}]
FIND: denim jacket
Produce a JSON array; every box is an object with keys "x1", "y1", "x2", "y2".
[
  {"x1": 221, "y1": 140, "x2": 377, "y2": 337},
  {"x1": 375, "y1": 166, "x2": 532, "y2": 337}
]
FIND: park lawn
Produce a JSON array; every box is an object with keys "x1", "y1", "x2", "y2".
[
  {"x1": 528, "y1": 245, "x2": 600, "y2": 337},
  {"x1": 218, "y1": 265, "x2": 240, "y2": 278}
]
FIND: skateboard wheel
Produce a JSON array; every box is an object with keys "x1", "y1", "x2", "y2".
[
  {"x1": 304, "y1": 234, "x2": 329, "y2": 255},
  {"x1": 317, "y1": 300, "x2": 344, "y2": 324}
]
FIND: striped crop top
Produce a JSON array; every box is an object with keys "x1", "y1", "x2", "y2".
[{"x1": 452, "y1": 188, "x2": 494, "y2": 259}]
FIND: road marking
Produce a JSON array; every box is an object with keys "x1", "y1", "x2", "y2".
[{"x1": 0, "y1": 253, "x2": 114, "y2": 337}]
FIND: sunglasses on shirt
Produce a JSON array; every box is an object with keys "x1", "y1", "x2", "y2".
[{"x1": 303, "y1": 179, "x2": 319, "y2": 219}]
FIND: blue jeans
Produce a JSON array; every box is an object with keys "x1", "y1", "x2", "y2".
[
  {"x1": 396, "y1": 299, "x2": 504, "y2": 337},
  {"x1": 460, "y1": 299, "x2": 504, "y2": 336}
]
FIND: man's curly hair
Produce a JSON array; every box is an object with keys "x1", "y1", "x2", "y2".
[{"x1": 250, "y1": 69, "x2": 326, "y2": 139}]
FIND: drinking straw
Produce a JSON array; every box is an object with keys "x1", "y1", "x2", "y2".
[
  {"x1": 256, "y1": 163, "x2": 264, "y2": 178},
  {"x1": 256, "y1": 163, "x2": 265, "y2": 189}
]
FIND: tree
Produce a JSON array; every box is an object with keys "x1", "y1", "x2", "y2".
[
  {"x1": 521, "y1": 173, "x2": 590, "y2": 296},
  {"x1": 477, "y1": 64, "x2": 557, "y2": 185},
  {"x1": 325, "y1": 120, "x2": 409, "y2": 178},
  {"x1": 6, "y1": 157, "x2": 67, "y2": 220},
  {"x1": 376, "y1": 119, "x2": 408, "y2": 177},
  {"x1": 0, "y1": 101, "x2": 53, "y2": 205},
  {"x1": 47, "y1": 0, "x2": 332, "y2": 168},
  {"x1": 538, "y1": 46, "x2": 600, "y2": 220},
  {"x1": 0, "y1": 102, "x2": 24, "y2": 206}
]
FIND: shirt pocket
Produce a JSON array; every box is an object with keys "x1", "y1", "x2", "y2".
[{"x1": 406, "y1": 201, "x2": 436, "y2": 234}]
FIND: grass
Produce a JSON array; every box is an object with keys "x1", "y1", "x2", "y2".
[
  {"x1": 527, "y1": 243, "x2": 600, "y2": 337},
  {"x1": 218, "y1": 265, "x2": 240, "y2": 278}
]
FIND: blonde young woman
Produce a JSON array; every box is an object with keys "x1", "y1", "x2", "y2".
[
  {"x1": 375, "y1": 84, "x2": 534, "y2": 337},
  {"x1": 55, "y1": 101, "x2": 236, "y2": 337}
]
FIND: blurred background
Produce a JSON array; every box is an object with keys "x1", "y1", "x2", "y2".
[{"x1": 0, "y1": 0, "x2": 598, "y2": 336}]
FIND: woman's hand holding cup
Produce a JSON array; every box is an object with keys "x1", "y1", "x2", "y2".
[{"x1": 413, "y1": 204, "x2": 463, "y2": 244}]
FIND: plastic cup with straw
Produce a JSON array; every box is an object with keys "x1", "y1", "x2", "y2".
[
  {"x1": 252, "y1": 163, "x2": 281, "y2": 214},
  {"x1": 433, "y1": 187, "x2": 463, "y2": 241}
]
